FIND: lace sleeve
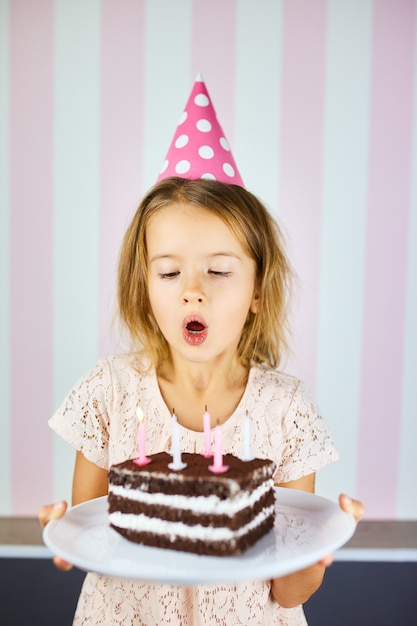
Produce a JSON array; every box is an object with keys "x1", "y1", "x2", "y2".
[
  {"x1": 274, "y1": 380, "x2": 339, "y2": 484},
  {"x1": 48, "y1": 358, "x2": 113, "y2": 469}
]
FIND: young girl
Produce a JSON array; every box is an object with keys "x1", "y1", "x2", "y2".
[{"x1": 40, "y1": 176, "x2": 364, "y2": 625}]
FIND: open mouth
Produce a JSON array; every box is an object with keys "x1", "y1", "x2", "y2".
[
  {"x1": 186, "y1": 321, "x2": 206, "y2": 334},
  {"x1": 182, "y1": 316, "x2": 208, "y2": 345}
]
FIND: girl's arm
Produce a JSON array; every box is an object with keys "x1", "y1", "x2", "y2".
[
  {"x1": 270, "y1": 473, "x2": 364, "y2": 608},
  {"x1": 72, "y1": 450, "x2": 109, "y2": 505}
]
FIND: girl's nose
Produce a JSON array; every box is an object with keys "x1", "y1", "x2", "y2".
[
  {"x1": 182, "y1": 294, "x2": 204, "y2": 304},
  {"x1": 181, "y1": 277, "x2": 206, "y2": 304}
]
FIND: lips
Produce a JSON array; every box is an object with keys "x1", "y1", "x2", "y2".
[{"x1": 182, "y1": 315, "x2": 208, "y2": 345}]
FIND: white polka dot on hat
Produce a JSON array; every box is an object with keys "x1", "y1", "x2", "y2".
[{"x1": 156, "y1": 74, "x2": 244, "y2": 187}]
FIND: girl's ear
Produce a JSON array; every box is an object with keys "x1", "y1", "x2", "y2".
[{"x1": 250, "y1": 289, "x2": 260, "y2": 314}]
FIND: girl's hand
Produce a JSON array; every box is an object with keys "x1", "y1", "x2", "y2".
[
  {"x1": 38, "y1": 501, "x2": 73, "y2": 571},
  {"x1": 338, "y1": 493, "x2": 365, "y2": 523},
  {"x1": 319, "y1": 493, "x2": 365, "y2": 567}
]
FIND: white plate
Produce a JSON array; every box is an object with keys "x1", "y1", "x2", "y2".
[{"x1": 43, "y1": 488, "x2": 355, "y2": 585}]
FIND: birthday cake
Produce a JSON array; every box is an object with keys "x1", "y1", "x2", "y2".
[{"x1": 108, "y1": 452, "x2": 276, "y2": 556}]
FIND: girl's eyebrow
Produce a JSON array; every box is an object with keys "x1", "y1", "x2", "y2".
[
  {"x1": 149, "y1": 254, "x2": 175, "y2": 263},
  {"x1": 149, "y1": 252, "x2": 242, "y2": 263}
]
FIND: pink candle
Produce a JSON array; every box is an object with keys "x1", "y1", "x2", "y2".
[
  {"x1": 208, "y1": 423, "x2": 229, "y2": 474},
  {"x1": 134, "y1": 407, "x2": 151, "y2": 466},
  {"x1": 203, "y1": 405, "x2": 213, "y2": 457}
]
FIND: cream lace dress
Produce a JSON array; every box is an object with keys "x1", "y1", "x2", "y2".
[{"x1": 49, "y1": 353, "x2": 339, "y2": 626}]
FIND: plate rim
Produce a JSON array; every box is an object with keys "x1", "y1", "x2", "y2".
[{"x1": 43, "y1": 487, "x2": 356, "y2": 585}]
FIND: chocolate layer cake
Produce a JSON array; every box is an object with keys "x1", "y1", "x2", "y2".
[{"x1": 108, "y1": 452, "x2": 276, "y2": 556}]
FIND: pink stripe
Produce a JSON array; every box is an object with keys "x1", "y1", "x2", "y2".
[
  {"x1": 357, "y1": 0, "x2": 416, "y2": 518},
  {"x1": 279, "y1": 0, "x2": 327, "y2": 391},
  {"x1": 99, "y1": 0, "x2": 146, "y2": 356},
  {"x1": 191, "y1": 0, "x2": 237, "y2": 144},
  {"x1": 10, "y1": 0, "x2": 54, "y2": 514}
]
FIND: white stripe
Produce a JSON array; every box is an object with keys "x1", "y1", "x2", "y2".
[
  {"x1": 142, "y1": 0, "x2": 192, "y2": 191},
  {"x1": 0, "y1": 546, "x2": 52, "y2": 559},
  {"x1": 397, "y1": 7, "x2": 417, "y2": 519},
  {"x1": 316, "y1": 0, "x2": 372, "y2": 502},
  {"x1": 109, "y1": 479, "x2": 273, "y2": 515},
  {"x1": 336, "y1": 548, "x2": 417, "y2": 563},
  {"x1": 234, "y1": 0, "x2": 282, "y2": 213},
  {"x1": 52, "y1": 0, "x2": 101, "y2": 503},
  {"x1": 110, "y1": 505, "x2": 274, "y2": 542},
  {"x1": 0, "y1": 0, "x2": 11, "y2": 516}
]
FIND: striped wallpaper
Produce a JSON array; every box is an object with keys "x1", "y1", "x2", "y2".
[{"x1": 0, "y1": 0, "x2": 416, "y2": 519}]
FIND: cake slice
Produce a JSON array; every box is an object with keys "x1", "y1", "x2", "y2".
[{"x1": 108, "y1": 452, "x2": 276, "y2": 556}]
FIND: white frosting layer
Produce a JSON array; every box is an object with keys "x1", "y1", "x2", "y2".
[
  {"x1": 109, "y1": 478, "x2": 274, "y2": 516},
  {"x1": 109, "y1": 505, "x2": 275, "y2": 542}
]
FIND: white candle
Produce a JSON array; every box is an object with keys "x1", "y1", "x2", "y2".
[
  {"x1": 168, "y1": 411, "x2": 187, "y2": 471},
  {"x1": 134, "y1": 407, "x2": 151, "y2": 466}
]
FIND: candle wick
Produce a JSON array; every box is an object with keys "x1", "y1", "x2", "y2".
[{"x1": 205, "y1": 404, "x2": 207, "y2": 411}]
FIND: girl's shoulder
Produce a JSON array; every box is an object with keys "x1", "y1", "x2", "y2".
[
  {"x1": 79, "y1": 353, "x2": 155, "y2": 394},
  {"x1": 249, "y1": 362, "x2": 304, "y2": 394},
  {"x1": 248, "y1": 363, "x2": 316, "y2": 413},
  {"x1": 93, "y1": 352, "x2": 155, "y2": 379}
]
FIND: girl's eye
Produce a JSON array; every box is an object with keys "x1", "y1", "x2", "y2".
[
  {"x1": 209, "y1": 270, "x2": 232, "y2": 278},
  {"x1": 159, "y1": 271, "x2": 179, "y2": 279}
]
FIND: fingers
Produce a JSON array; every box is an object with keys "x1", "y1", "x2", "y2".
[
  {"x1": 318, "y1": 494, "x2": 365, "y2": 571},
  {"x1": 318, "y1": 553, "x2": 334, "y2": 568},
  {"x1": 318, "y1": 494, "x2": 365, "y2": 570},
  {"x1": 38, "y1": 500, "x2": 68, "y2": 529},
  {"x1": 338, "y1": 494, "x2": 366, "y2": 523},
  {"x1": 52, "y1": 554, "x2": 74, "y2": 572},
  {"x1": 39, "y1": 501, "x2": 73, "y2": 572}
]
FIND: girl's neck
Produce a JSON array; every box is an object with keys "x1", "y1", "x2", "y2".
[
  {"x1": 157, "y1": 352, "x2": 248, "y2": 391},
  {"x1": 156, "y1": 356, "x2": 249, "y2": 431}
]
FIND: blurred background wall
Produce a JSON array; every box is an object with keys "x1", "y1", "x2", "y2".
[{"x1": 0, "y1": 0, "x2": 416, "y2": 518}]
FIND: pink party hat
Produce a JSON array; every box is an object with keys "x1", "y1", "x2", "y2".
[{"x1": 156, "y1": 74, "x2": 244, "y2": 187}]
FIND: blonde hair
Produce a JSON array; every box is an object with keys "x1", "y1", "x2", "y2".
[{"x1": 117, "y1": 177, "x2": 293, "y2": 370}]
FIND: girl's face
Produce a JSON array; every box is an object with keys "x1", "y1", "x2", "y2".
[{"x1": 146, "y1": 203, "x2": 258, "y2": 366}]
